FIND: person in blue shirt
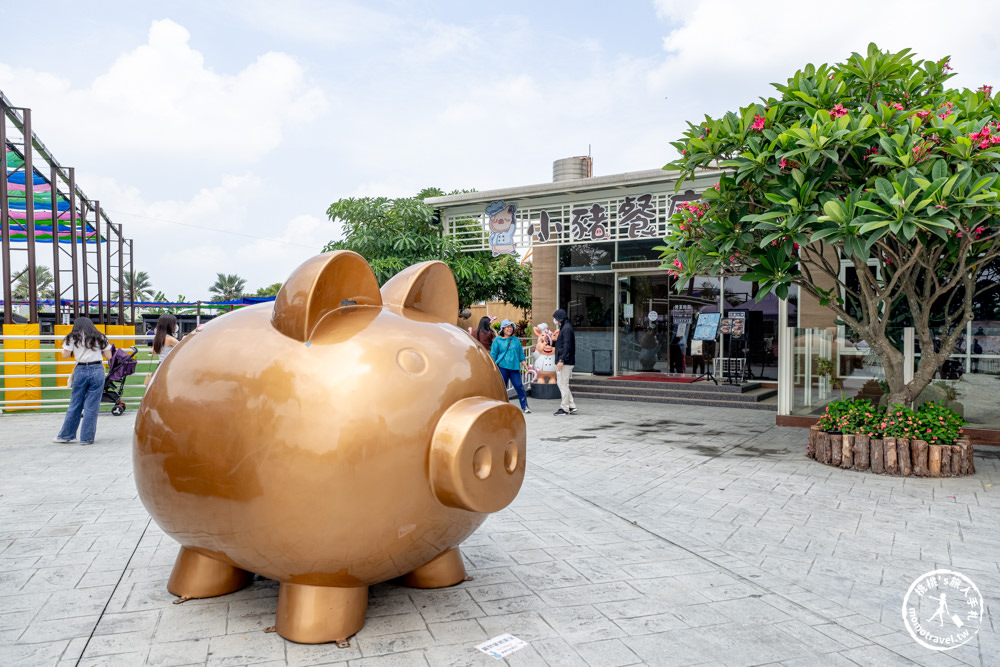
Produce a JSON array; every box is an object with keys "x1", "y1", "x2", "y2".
[{"x1": 490, "y1": 319, "x2": 531, "y2": 414}]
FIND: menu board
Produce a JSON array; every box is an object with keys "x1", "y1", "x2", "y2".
[
  {"x1": 692, "y1": 312, "x2": 721, "y2": 341},
  {"x1": 728, "y1": 311, "x2": 747, "y2": 340}
]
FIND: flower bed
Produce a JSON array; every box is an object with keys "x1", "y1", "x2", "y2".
[{"x1": 806, "y1": 400, "x2": 975, "y2": 477}]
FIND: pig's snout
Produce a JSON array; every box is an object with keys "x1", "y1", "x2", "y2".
[{"x1": 429, "y1": 398, "x2": 526, "y2": 513}]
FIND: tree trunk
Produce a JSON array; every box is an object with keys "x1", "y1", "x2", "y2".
[
  {"x1": 939, "y1": 445, "x2": 951, "y2": 478},
  {"x1": 912, "y1": 440, "x2": 928, "y2": 476},
  {"x1": 854, "y1": 436, "x2": 870, "y2": 472},
  {"x1": 897, "y1": 439, "x2": 912, "y2": 476},
  {"x1": 817, "y1": 432, "x2": 830, "y2": 464},
  {"x1": 830, "y1": 434, "x2": 842, "y2": 466},
  {"x1": 841, "y1": 435, "x2": 854, "y2": 469},
  {"x1": 884, "y1": 437, "x2": 898, "y2": 475},
  {"x1": 959, "y1": 441, "x2": 972, "y2": 475},
  {"x1": 928, "y1": 445, "x2": 941, "y2": 477},
  {"x1": 870, "y1": 439, "x2": 885, "y2": 474},
  {"x1": 950, "y1": 445, "x2": 962, "y2": 476}
]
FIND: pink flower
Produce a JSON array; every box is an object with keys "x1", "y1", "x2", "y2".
[
  {"x1": 750, "y1": 115, "x2": 766, "y2": 131},
  {"x1": 780, "y1": 158, "x2": 788, "y2": 169},
  {"x1": 980, "y1": 84, "x2": 993, "y2": 100},
  {"x1": 915, "y1": 109, "x2": 931, "y2": 119},
  {"x1": 830, "y1": 103, "x2": 848, "y2": 118}
]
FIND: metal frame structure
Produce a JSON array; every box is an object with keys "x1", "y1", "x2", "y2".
[{"x1": 1, "y1": 90, "x2": 134, "y2": 325}]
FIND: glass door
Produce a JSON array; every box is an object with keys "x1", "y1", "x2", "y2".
[{"x1": 616, "y1": 274, "x2": 674, "y2": 375}]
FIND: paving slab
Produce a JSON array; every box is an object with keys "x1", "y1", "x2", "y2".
[{"x1": 1, "y1": 399, "x2": 998, "y2": 666}]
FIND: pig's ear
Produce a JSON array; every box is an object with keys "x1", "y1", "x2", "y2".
[
  {"x1": 271, "y1": 251, "x2": 382, "y2": 341},
  {"x1": 381, "y1": 260, "x2": 458, "y2": 322}
]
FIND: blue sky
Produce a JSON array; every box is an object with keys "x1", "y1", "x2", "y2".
[{"x1": 3, "y1": 0, "x2": 999, "y2": 299}]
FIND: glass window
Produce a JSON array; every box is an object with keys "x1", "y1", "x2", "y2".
[
  {"x1": 616, "y1": 239, "x2": 663, "y2": 262},
  {"x1": 559, "y1": 242, "x2": 613, "y2": 272}
]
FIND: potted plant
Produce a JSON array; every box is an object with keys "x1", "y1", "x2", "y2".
[{"x1": 814, "y1": 356, "x2": 841, "y2": 390}]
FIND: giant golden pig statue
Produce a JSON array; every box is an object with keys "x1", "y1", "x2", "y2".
[{"x1": 133, "y1": 251, "x2": 526, "y2": 645}]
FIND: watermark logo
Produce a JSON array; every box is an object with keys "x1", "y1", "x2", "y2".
[{"x1": 902, "y1": 569, "x2": 983, "y2": 651}]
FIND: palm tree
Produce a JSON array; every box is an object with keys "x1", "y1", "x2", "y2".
[
  {"x1": 11, "y1": 265, "x2": 54, "y2": 301},
  {"x1": 113, "y1": 270, "x2": 154, "y2": 304},
  {"x1": 209, "y1": 273, "x2": 247, "y2": 302}
]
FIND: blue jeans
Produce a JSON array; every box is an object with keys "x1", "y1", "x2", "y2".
[
  {"x1": 499, "y1": 367, "x2": 528, "y2": 410},
  {"x1": 57, "y1": 363, "x2": 105, "y2": 443}
]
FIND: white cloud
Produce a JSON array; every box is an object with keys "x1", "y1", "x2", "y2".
[
  {"x1": 4, "y1": 19, "x2": 328, "y2": 167},
  {"x1": 91, "y1": 171, "x2": 329, "y2": 298}
]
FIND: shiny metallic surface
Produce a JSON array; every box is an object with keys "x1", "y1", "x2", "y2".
[{"x1": 133, "y1": 252, "x2": 527, "y2": 644}]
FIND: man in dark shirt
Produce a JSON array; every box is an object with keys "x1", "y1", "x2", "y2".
[{"x1": 552, "y1": 309, "x2": 577, "y2": 415}]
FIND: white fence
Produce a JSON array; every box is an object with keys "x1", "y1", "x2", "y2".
[
  {"x1": 1, "y1": 333, "x2": 537, "y2": 413},
  {"x1": 0, "y1": 334, "x2": 153, "y2": 413}
]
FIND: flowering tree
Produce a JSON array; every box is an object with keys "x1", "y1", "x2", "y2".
[{"x1": 660, "y1": 43, "x2": 1000, "y2": 406}]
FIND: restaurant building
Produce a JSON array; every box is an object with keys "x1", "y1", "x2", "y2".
[{"x1": 426, "y1": 159, "x2": 1000, "y2": 436}]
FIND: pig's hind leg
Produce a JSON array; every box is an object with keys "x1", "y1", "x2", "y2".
[
  {"x1": 167, "y1": 546, "x2": 254, "y2": 599},
  {"x1": 401, "y1": 547, "x2": 468, "y2": 588}
]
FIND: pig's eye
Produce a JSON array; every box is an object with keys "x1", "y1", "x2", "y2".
[{"x1": 396, "y1": 348, "x2": 428, "y2": 376}]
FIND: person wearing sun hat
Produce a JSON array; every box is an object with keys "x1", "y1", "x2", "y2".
[{"x1": 490, "y1": 319, "x2": 531, "y2": 413}]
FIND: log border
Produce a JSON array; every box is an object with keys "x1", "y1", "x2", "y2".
[{"x1": 807, "y1": 426, "x2": 974, "y2": 477}]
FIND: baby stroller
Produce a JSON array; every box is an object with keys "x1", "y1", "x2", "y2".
[{"x1": 102, "y1": 345, "x2": 139, "y2": 416}]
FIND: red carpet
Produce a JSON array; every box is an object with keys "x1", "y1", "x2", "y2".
[{"x1": 611, "y1": 374, "x2": 702, "y2": 383}]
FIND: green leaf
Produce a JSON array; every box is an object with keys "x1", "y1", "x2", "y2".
[
  {"x1": 874, "y1": 178, "x2": 895, "y2": 203},
  {"x1": 822, "y1": 200, "x2": 846, "y2": 224}
]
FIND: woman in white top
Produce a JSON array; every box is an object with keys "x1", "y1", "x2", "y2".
[
  {"x1": 152, "y1": 314, "x2": 180, "y2": 361},
  {"x1": 53, "y1": 317, "x2": 112, "y2": 445}
]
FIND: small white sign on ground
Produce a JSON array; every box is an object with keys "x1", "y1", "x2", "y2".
[{"x1": 475, "y1": 633, "x2": 528, "y2": 659}]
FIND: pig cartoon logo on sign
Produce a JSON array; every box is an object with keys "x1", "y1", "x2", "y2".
[
  {"x1": 485, "y1": 200, "x2": 517, "y2": 256},
  {"x1": 133, "y1": 251, "x2": 527, "y2": 645}
]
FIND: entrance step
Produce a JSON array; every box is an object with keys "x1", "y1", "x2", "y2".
[{"x1": 557, "y1": 376, "x2": 778, "y2": 411}]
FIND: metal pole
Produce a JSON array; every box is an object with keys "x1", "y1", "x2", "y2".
[
  {"x1": 68, "y1": 168, "x2": 79, "y2": 319},
  {"x1": 80, "y1": 199, "x2": 89, "y2": 318},
  {"x1": 50, "y1": 164, "x2": 61, "y2": 322},
  {"x1": 23, "y1": 108, "x2": 38, "y2": 324},
  {"x1": 0, "y1": 101, "x2": 11, "y2": 325},
  {"x1": 116, "y1": 223, "x2": 124, "y2": 324},
  {"x1": 105, "y1": 217, "x2": 112, "y2": 324},
  {"x1": 94, "y1": 201, "x2": 103, "y2": 324},
  {"x1": 778, "y1": 299, "x2": 795, "y2": 415},
  {"x1": 127, "y1": 237, "x2": 134, "y2": 325}
]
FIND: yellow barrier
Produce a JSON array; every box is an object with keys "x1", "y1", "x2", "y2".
[
  {"x1": 112, "y1": 325, "x2": 136, "y2": 349},
  {"x1": 53, "y1": 324, "x2": 73, "y2": 388},
  {"x1": 2, "y1": 323, "x2": 41, "y2": 411}
]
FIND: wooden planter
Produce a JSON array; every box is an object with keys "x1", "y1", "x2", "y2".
[{"x1": 807, "y1": 426, "x2": 974, "y2": 477}]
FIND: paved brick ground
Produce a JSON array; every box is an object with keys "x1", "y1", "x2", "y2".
[{"x1": 1, "y1": 400, "x2": 997, "y2": 666}]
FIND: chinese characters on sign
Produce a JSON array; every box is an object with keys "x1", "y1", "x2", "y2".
[
  {"x1": 525, "y1": 193, "x2": 663, "y2": 244},
  {"x1": 618, "y1": 193, "x2": 657, "y2": 238},
  {"x1": 528, "y1": 211, "x2": 562, "y2": 243},
  {"x1": 571, "y1": 203, "x2": 609, "y2": 240}
]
